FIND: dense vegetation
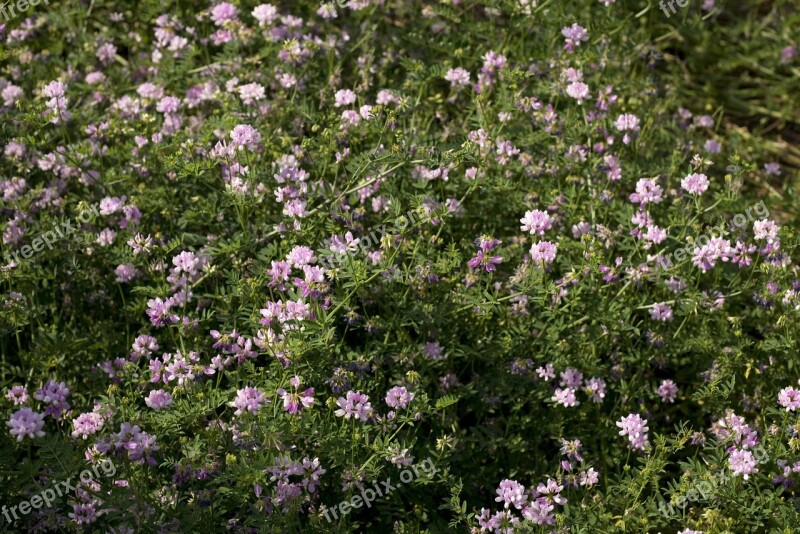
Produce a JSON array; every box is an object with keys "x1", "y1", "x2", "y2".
[{"x1": 1, "y1": 0, "x2": 799, "y2": 532}]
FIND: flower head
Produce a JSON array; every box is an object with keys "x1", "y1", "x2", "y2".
[
  {"x1": 7, "y1": 408, "x2": 46, "y2": 441},
  {"x1": 616, "y1": 413, "x2": 649, "y2": 450},
  {"x1": 334, "y1": 391, "x2": 372, "y2": 422}
]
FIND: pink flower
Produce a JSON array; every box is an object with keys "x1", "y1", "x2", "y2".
[
  {"x1": 5, "y1": 385, "x2": 28, "y2": 405},
  {"x1": 520, "y1": 210, "x2": 554, "y2": 235},
  {"x1": 584, "y1": 377, "x2": 606, "y2": 403},
  {"x1": 145, "y1": 390, "x2": 173, "y2": 410},
  {"x1": 232, "y1": 387, "x2": 267, "y2": 416},
  {"x1": 334, "y1": 89, "x2": 357, "y2": 107},
  {"x1": 385, "y1": 386, "x2": 414, "y2": 409},
  {"x1": 561, "y1": 23, "x2": 589, "y2": 52},
  {"x1": 211, "y1": 2, "x2": 239, "y2": 25},
  {"x1": 467, "y1": 250, "x2": 503, "y2": 272},
  {"x1": 252, "y1": 4, "x2": 278, "y2": 26},
  {"x1": 681, "y1": 173, "x2": 709, "y2": 195},
  {"x1": 276, "y1": 377, "x2": 315, "y2": 415},
  {"x1": 566, "y1": 82, "x2": 590, "y2": 102},
  {"x1": 334, "y1": 391, "x2": 372, "y2": 422},
  {"x1": 753, "y1": 219, "x2": 779, "y2": 243},
  {"x1": 616, "y1": 413, "x2": 649, "y2": 450},
  {"x1": 649, "y1": 302, "x2": 673, "y2": 321},
  {"x1": 445, "y1": 67, "x2": 471, "y2": 87},
  {"x1": 643, "y1": 225, "x2": 667, "y2": 246},
  {"x1": 657, "y1": 380, "x2": 678, "y2": 403},
  {"x1": 530, "y1": 241, "x2": 558, "y2": 264},
  {"x1": 237, "y1": 83, "x2": 266, "y2": 105},
  {"x1": 613, "y1": 113, "x2": 640, "y2": 132},
  {"x1": 778, "y1": 387, "x2": 800, "y2": 412},
  {"x1": 552, "y1": 387, "x2": 578, "y2": 407},
  {"x1": 630, "y1": 178, "x2": 663, "y2": 206},
  {"x1": 728, "y1": 448, "x2": 758, "y2": 479},
  {"x1": 495, "y1": 479, "x2": 526, "y2": 509},
  {"x1": 71, "y1": 412, "x2": 105, "y2": 439},
  {"x1": 6, "y1": 407, "x2": 46, "y2": 441}
]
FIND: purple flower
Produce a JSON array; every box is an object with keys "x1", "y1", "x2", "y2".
[
  {"x1": 146, "y1": 297, "x2": 179, "y2": 327},
  {"x1": 780, "y1": 44, "x2": 797, "y2": 64},
  {"x1": 232, "y1": 387, "x2": 267, "y2": 416},
  {"x1": 657, "y1": 379, "x2": 678, "y2": 403},
  {"x1": 237, "y1": 83, "x2": 265, "y2": 105},
  {"x1": 145, "y1": 390, "x2": 174, "y2": 410},
  {"x1": 211, "y1": 2, "x2": 239, "y2": 25},
  {"x1": 127, "y1": 233, "x2": 155, "y2": 254},
  {"x1": 764, "y1": 162, "x2": 781, "y2": 176},
  {"x1": 115, "y1": 264, "x2": 138, "y2": 283},
  {"x1": 613, "y1": 113, "x2": 640, "y2": 132},
  {"x1": 495, "y1": 479, "x2": 526, "y2": 510},
  {"x1": 522, "y1": 498, "x2": 555, "y2": 525},
  {"x1": 229, "y1": 124, "x2": 261, "y2": 151},
  {"x1": 561, "y1": 23, "x2": 589, "y2": 52},
  {"x1": 6, "y1": 407, "x2": 46, "y2": 441},
  {"x1": 778, "y1": 387, "x2": 800, "y2": 412},
  {"x1": 584, "y1": 377, "x2": 606, "y2": 403},
  {"x1": 334, "y1": 89, "x2": 357, "y2": 107},
  {"x1": 616, "y1": 413, "x2": 649, "y2": 450},
  {"x1": 649, "y1": 302, "x2": 673, "y2": 321},
  {"x1": 172, "y1": 250, "x2": 200, "y2": 274},
  {"x1": 99, "y1": 196, "x2": 126, "y2": 215},
  {"x1": 704, "y1": 139, "x2": 721, "y2": 153},
  {"x1": 753, "y1": 219, "x2": 779, "y2": 243},
  {"x1": 530, "y1": 241, "x2": 558, "y2": 264},
  {"x1": 334, "y1": 391, "x2": 372, "y2": 422},
  {"x1": 579, "y1": 468, "x2": 599, "y2": 487},
  {"x1": 445, "y1": 67, "x2": 471, "y2": 87},
  {"x1": 537, "y1": 478, "x2": 566, "y2": 505},
  {"x1": 252, "y1": 4, "x2": 278, "y2": 26},
  {"x1": 131, "y1": 335, "x2": 159, "y2": 361},
  {"x1": 71, "y1": 412, "x2": 105, "y2": 439},
  {"x1": 552, "y1": 387, "x2": 578, "y2": 407},
  {"x1": 156, "y1": 95, "x2": 181, "y2": 113},
  {"x1": 643, "y1": 225, "x2": 667, "y2": 246},
  {"x1": 276, "y1": 377, "x2": 315, "y2": 415},
  {"x1": 34, "y1": 380, "x2": 71, "y2": 419},
  {"x1": 520, "y1": 210, "x2": 554, "y2": 235},
  {"x1": 681, "y1": 173, "x2": 709, "y2": 195},
  {"x1": 385, "y1": 386, "x2": 414, "y2": 409},
  {"x1": 566, "y1": 81, "x2": 590, "y2": 102},
  {"x1": 69, "y1": 502, "x2": 98, "y2": 525},
  {"x1": 559, "y1": 368, "x2": 583, "y2": 388},
  {"x1": 560, "y1": 439, "x2": 583, "y2": 462},
  {"x1": 286, "y1": 245, "x2": 316, "y2": 268},
  {"x1": 536, "y1": 364, "x2": 555, "y2": 381},
  {"x1": 692, "y1": 237, "x2": 732, "y2": 272},
  {"x1": 728, "y1": 448, "x2": 758, "y2": 479},
  {"x1": 41, "y1": 80, "x2": 69, "y2": 124},
  {"x1": 5, "y1": 385, "x2": 29, "y2": 405},
  {"x1": 424, "y1": 341, "x2": 445, "y2": 361},
  {"x1": 125, "y1": 429, "x2": 159, "y2": 465},
  {"x1": 629, "y1": 178, "x2": 663, "y2": 206},
  {"x1": 666, "y1": 276, "x2": 686, "y2": 293},
  {"x1": 468, "y1": 250, "x2": 503, "y2": 272}
]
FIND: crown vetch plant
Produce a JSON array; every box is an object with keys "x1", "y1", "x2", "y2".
[{"x1": 1, "y1": 0, "x2": 799, "y2": 532}]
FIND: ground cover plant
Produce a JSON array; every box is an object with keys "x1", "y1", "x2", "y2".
[{"x1": 1, "y1": 0, "x2": 799, "y2": 532}]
